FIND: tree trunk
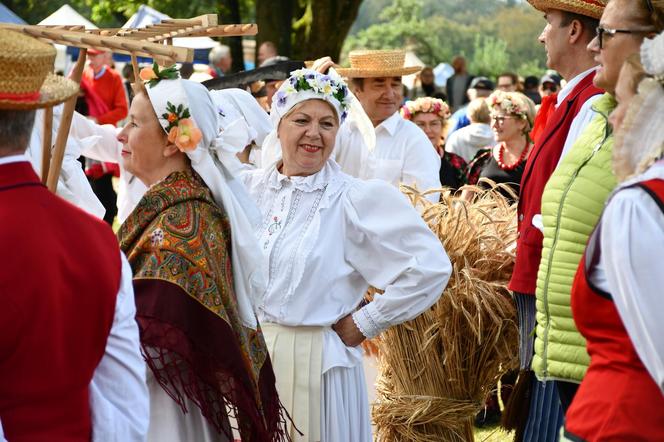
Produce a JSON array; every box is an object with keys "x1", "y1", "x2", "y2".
[
  {"x1": 256, "y1": 0, "x2": 363, "y2": 62},
  {"x1": 255, "y1": 0, "x2": 296, "y2": 58},
  {"x1": 218, "y1": 0, "x2": 245, "y2": 73}
]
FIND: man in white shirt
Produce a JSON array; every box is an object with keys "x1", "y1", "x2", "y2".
[{"x1": 336, "y1": 50, "x2": 442, "y2": 201}]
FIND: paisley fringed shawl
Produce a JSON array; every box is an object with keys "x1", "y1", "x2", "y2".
[{"x1": 118, "y1": 169, "x2": 288, "y2": 441}]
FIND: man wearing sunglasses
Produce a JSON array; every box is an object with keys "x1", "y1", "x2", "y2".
[
  {"x1": 535, "y1": 0, "x2": 663, "y2": 435},
  {"x1": 508, "y1": 1, "x2": 606, "y2": 441}
]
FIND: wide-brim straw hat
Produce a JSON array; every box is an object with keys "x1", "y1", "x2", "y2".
[
  {"x1": 336, "y1": 50, "x2": 422, "y2": 78},
  {"x1": 527, "y1": 0, "x2": 607, "y2": 20},
  {"x1": 0, "y1": 29, "x2": 79, "y2": 110}
]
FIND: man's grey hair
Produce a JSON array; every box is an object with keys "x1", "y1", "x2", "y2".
[
  {"x1": 0, "y1": 109, "x2": 37, "y2": 154},
  {"x1": 209, "y1": 44, "x2": 231, "y2": 65}
]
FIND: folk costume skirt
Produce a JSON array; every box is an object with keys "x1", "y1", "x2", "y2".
[
  {"x1": 146, "y1": 363, "x2": 231, "y2": 442},
  {"x1": 261, "y1": 323, "x2": 372, "y2": 442},
  {"x1": 514, "y1": 293, "x2": 564, "y2": 442}
]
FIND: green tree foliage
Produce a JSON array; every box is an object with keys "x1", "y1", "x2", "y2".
[
  {"x1": 468, "y1": 35, "x2": 509, "y2": 78},
  {"x1": 346, "y1": 0, "x2": 547, "y2": 79}
]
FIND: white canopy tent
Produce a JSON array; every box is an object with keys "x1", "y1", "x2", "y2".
[
  {"x1": 39, "y1": 4, "x2": 98, "y2": 73},
  {"x1": 402, "y1": 50, "x2": 426, "y2": 89},
  {"x1": 39, "y1": 4, "x2": 97, "y2": 28}
]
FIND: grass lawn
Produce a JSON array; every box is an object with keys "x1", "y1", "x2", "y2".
[{"x1": 474, "y1": 425, "x2": 513, "y2": 442}]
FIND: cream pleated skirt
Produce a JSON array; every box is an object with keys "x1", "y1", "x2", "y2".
[
  {"x1": 146, "y1": 369, "x2": 232, "y2": 442},
  {"x1": 261, "y1": 323, "x2": 372, "y2": 442}
]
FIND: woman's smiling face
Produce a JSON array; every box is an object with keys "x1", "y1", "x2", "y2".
[{"x1": 278, "y1": 99, "x2": 339, "y2": 177}]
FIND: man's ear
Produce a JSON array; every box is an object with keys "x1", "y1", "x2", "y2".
[
  {"x1": 353, "y1": 84, "x2": 364, "y2": 99},
  {"x1": 568, "y1": 19, "x2": 583, "y2": 45}
]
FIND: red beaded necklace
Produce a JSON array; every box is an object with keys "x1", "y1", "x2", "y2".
[{"x1": 496, "y1": 140, "x2": 530, "y2": 171}]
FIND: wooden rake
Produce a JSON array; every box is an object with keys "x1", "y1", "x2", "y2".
[{"x1": 0, "y1": 15, "x2": 257, "y2": 192}]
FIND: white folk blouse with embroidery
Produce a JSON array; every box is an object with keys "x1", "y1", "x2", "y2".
[{"x1": 242, "y1": 159, "x2": 452, "y2": 373}]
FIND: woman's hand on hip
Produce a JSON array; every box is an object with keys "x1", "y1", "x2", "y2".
[{"x1": 332, "y1": 314, "x2": 366, "y2": 347}]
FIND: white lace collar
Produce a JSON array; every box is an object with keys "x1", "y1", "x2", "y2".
[{"x1": 268, "y1": 158, "x2": 342, "y2": 192}]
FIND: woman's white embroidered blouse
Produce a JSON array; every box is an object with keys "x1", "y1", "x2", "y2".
[{"x1": 242, "y1": 159, "x2": 451, "y2": 372}]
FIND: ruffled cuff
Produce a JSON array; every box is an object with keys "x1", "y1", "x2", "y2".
[{"x1": 351, "y1": 302, "x2": 389, "y2": 339}]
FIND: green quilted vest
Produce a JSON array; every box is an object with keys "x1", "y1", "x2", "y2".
[{"x1": 532, "y1": 94, "x2": 617, "y2": 382}]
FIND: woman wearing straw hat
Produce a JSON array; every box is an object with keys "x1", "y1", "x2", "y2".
[
  {"x1": 116, "y1": 65, "x2": 288, "y2": 441},
  {"x1": 241, "y1": 68, "x2": 451, "y2": 441},
  {"x1": 335, "y1": 50, "x2": 443, "y2": 202},
  {"x1": 0, "y1": 29, "x2": 148, "y2": 441}
]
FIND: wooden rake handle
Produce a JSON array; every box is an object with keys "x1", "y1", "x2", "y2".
[
  {"x1": 40, "y1": 107, "x2": 53, "y2": 184},
  {"x1": 46, "y1": 48, "x2": 87, "y2": 192}
]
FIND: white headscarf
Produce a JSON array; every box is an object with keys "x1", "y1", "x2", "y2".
[
  {"x1": 260, "y1": 68, "x2": 352, "y2": 167},
  {"x1": 209, "y1": 88, "x2": 273, "y2": 147},
  {"x1": 614, "y1": 32, "x2": 664, "y2": 182},
  {"x1": 144, "y1": 75, "x2": 264, "y2": 329}
]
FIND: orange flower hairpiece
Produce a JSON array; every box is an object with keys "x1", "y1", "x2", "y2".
[
  {"x1": 167, "y1": 118, "x2": 202, "y2": 152},
  {"x1": 139, "y1": 63, "x2": 179, "y2": 88},
  {"x1": 162, "y1": 102, "x2": 202, "y2": 152}
]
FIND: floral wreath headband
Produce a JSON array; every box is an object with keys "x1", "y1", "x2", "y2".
[
  {"x1": 139, "y1": 63, "x2": 203, "y2": 152},
  {"x1": 400, "y1": 97, "x2": 451, "y2": 120},
  {"x1": 488, "y1": 91, "x2": 531, "y2": 122},
  {"x1": 273, "y1": 68, "x2": 352, "y2": 123}
]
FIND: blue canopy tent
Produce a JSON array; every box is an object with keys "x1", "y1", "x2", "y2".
[{"x1": 0, "y1": 3, "x2": 27, "y2": 24}]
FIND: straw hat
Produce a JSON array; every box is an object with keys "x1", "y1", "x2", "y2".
[
  {"x1": 527, "y1": 0, "x2": 607, "y2": 19},
  {"x1": 336, "y1": 50, "x2": 422, "y2": 78},
  {"x1": 0, "y1": 29, "x2": 79, "y2": 110}
]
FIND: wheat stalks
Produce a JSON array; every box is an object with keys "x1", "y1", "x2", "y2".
[{"x1": 372, "y1": 180, "x2": 519, "y2": 442}]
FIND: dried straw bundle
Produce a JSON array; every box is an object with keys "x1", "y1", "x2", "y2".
[{"x1": 372, "y1": 181, "x2": 520, "y2": 442}]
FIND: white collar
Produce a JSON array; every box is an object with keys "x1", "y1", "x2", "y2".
[
  {"x1": 375, "y1": 112, "x2": 402, "y2": 136},
  {"x1": 556, "y1": 66, "x2": 599, "y2": 108},
  {"x1": 618, "y1": 159, "x2": 664, "y2": 189},
  {"x1": 270, "y1": 158, "x2": 340, "y2": 192},
  {"x1": 0, "y1": 153, "x2": 30, "y2": 166}
]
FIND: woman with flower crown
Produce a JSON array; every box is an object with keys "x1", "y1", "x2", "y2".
[
  {"x1": 400, "y1": 96, "x2": 468, "y2": 190},
  {"x1": 116, "y1": 64, "x2": 288, "y2": 442},
  {"x1": 241, "y1": 68, "x2": 452, "y2": 441},
  {"x1": 466, "y1": 91, "x2": 536, "y2": 202}
]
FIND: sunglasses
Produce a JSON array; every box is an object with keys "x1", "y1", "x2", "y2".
[
  {"x1": 542, "y1": 83, "x2": 558, "y2": 92},
  {"x1": 595, "y1": 25, "x2": 656, "y2": 49}
]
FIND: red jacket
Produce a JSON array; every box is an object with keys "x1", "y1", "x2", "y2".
[
  {"x1": 81, "y1": 66, "x2": 128, "y2": 126},
  {"x1": 508, "y1": 71, "x2": 602, "y2": 294},
  {"x1": 0, "y1": 161, "x2": 120, "y2": 441}
]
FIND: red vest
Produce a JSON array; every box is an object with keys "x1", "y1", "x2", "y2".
[
  {"x1": 566, "y1": 179, "x2": 664, "y2": 441},
  {"x1": 0, "y1": 161, "x2": 120, "y2": 442},
  {"x1": 508, "y1": 72, "x2": 603, "y2": 294}
]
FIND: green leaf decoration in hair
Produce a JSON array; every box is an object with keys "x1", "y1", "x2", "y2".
[{"x1": 139, "y1": 62, "x2": 180, "y2": 88}]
